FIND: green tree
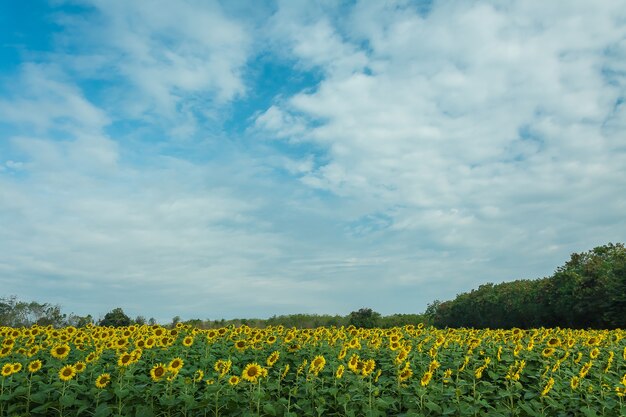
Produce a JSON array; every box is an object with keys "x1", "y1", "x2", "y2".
[
  {"x1": 99, "y1": 307, "x2": 131, "y2": 327},
  {"x1": 431, "y1": 243, "x2": 625, "y2": 329},
  {"x1": 348, "y1": 308, "x2": 381, "y2": 328}
]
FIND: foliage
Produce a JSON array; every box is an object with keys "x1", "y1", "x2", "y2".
[
  {"x1": 0, "y1": 296, "x2": 90, "y2": 328},
  {"x1": 348, "y1": 308, "x2": 381, "y2": 329},
  {"x1": 432, "y1": 243, "x2": 626, "y2": 329},
  {"x1": 0, "y1": 323, "x2": 625, "y2": 416},
  {"x1": 98, "y1": 308, "x2": 131, "y2": 327}
]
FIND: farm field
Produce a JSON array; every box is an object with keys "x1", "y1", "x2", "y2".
[{"x1": 1, "y1": 323, "x2": 625, "y2": 417}]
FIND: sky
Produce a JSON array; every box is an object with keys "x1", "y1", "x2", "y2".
[{"x1": 1, "y1": 0, "x2": 625, "y2": 323}]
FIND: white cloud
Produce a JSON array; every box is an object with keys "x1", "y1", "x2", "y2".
[
  {"x1": 55, "y1": 0, "x2": 252, "y2": 130},
  {"x1": 255, "y1": 0, "x2": 626, "y2": 293},
  {"x1": 0, "y1": 64, "x2": 109, "y2": 133}
]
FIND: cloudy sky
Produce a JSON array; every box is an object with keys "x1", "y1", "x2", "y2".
[{"x1": 1, "y1": 0, "x2": 625, "y2": 323}]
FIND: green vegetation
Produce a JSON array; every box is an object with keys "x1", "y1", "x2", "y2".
[{"x1": 431, "y1": 243, "x2": 626, "y2": 329}]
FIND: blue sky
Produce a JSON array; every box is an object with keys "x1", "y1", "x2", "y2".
[{"x1": 1, "y1": 0, "x2": 625, "y2": 323}]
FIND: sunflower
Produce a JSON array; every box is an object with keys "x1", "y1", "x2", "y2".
[
  {"x1": 281, "y1": 364, "x2": 290, "y2": 379},
  {"x1": 59, "y1": 365, "x2": 77, "y2": 382},
  {"x1": 546, "y1": 337, "x2": 560, "y2": 347},
  {"x1": 242, "y1": 363, "x2": 263, "y2": 383},
  {"x1": 0, "y1": 346, "x2": 12, "y2": 357},
  {"x1": 541, "y1": 377, "x2": 555, "y2": 396},
  {"x1": 542, "y1": 348, "x2": 555, "y2": 358},
  {"x1": 398, "y1": 366, "x2": 413, "y2": 382},
  {"x1": 228, "y1": 375, "x2": 240, "y2": 386},
  {"x1": 579, "y1": 361, "x2": 593, "y2": 379},
  {"x1": 309, "y1": 355, "x2": 326, "y2": 375},
  {"x1": 51, "y1": 344, "x2": 71, "y2": 360},
  {"x1": 362, "y1": 359, "x2": 376, "y2": 377},
  {"x1": 420, "y1": 371, "x2": 433, "y2": 387},
  {"x1": 266, "y1": 335, "x2": 277, "y2": 345},
  {"x1": 621, "y1": 373, "x2": 626, "y2": 387},
  {"x1": 234, "y1": 340, "x2": 247, "y2": 351},
  {"x1": 193, "y1": 369, "x2": 204, "y2": 382},
  {"x1": 214, "y1": 359, "x2": 232, "y2": 378},
  {"x1": 348, "y1": 354, "x2": 360, "y2": 371},
  {"x1": 395, "y1": 349, "x2": 408, "y2": 364},
  {"x1": 468, "y1": 338, "x2": 481, "y2": 350},
  {"x1": 95, "y1": 373, "x2": 111, "y2": 389},
  {"x1": 1, "y1": 363, "x2": 13, "y2": 377},
  {"x1": 28, "y1": 360, "x2": 42, "y2": 373},
  {"x1": 131, "y1": 348, "x2": 142, "y2": 362},
  {"x1": 287, "y1": 343, "x2": 301, "y2": 353},
  {"x1": 74, "y1": 361, "x2": 86, "y2": 373},
  {"x1": 589, "y1": 348, "x2": 600, "y2": 359},
  {"x1": 145, "y1": 337, "x2": 156, "y2": 349},
  {"x1": 337, "y1": 348, "x2": 347, "y2": 360},
  {"x1": 168, "y1": 357, "x2": 184, "y2": 372},
  {"x1": 182, "y1": 336, "x2": 194, "y2": 347},
  {"x1": 150, "y1": 363, "x2": 167, "y2": 382},
  {"x1": 118, "y1": 352, "x2": 133, "y2": 367},
  {"x1": 266, "y1": 351, "x2": 280, "y2": 367},
  {"x1": 11, "y1": 363, "x2": 22, "y2": 373},
  {"x1": 570, "y1": 376, "x2": 580, "y2": 390},
  {"x1": 335, "y1": 365, "x2": 345, "y2": 379}
]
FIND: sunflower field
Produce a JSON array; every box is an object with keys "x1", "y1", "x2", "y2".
[{"x1": 1, "y1": 323, "x2": 625, "y2": 417}]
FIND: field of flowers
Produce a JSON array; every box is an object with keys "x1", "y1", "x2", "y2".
[{"x1": 0, "y1": 323, "x2": 625, "y2": 417}]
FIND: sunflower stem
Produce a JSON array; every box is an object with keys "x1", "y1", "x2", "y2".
[
  {"x1": 0, "y1": 378, "x2": 5, "y2": 417},
  {"x1": 59, "y1": 381, "x2": 67, "y2": 417},
  {"x1": 256, "y1": 380, "x2": 261, "y2": 417},
  {"x1": 25, "y1": 374, "x2": 32, "y2": 415}
]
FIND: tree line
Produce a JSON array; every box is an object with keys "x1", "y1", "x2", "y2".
[
  {"x1": 0, "y1": 297, "x2": 426, "y2": 329},
  {"x1": 2, "y1": 243, "x2": 623, "y2": 329},
  {"x1": 429, "y1": 243, "x2": 626, "y2": 329}
]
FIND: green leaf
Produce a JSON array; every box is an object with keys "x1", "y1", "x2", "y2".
[
  {"x1": 442, "y1": 406, "x2": 457, "y2": 415},
  {"x1": 94, "y1": 403, "x2": 112, "y2": 417},
  {"x1": 29, "y1": 392, "x2": 47, "y2": 404},
  {"x1": 114, "y1": 387, "x2": 130, "y2": 399},
  {"x1": 263, "y1": 403, "x2": 277, "y2": 416},
  {"x1": 425, "y1": 401, "x2": 443, "y2": 414},
  {"x1": 518, "y1": 403, "x2": 540, "y2": 417},
  {"x1": 580, "y1": 408, "x2": 599, "y2": 417},
  {"x1": 59, "y1": 393, "x2": 77, "y2": 407},
  {"x1": 135, "y1": 405, "x2": 155, "y2": 417},
  {"x1": 30, "y1": 404, "x2": 50, "y2": 415},
  {"x1": 77, "y1": 404, "x2": 91, "y2": 416}
]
